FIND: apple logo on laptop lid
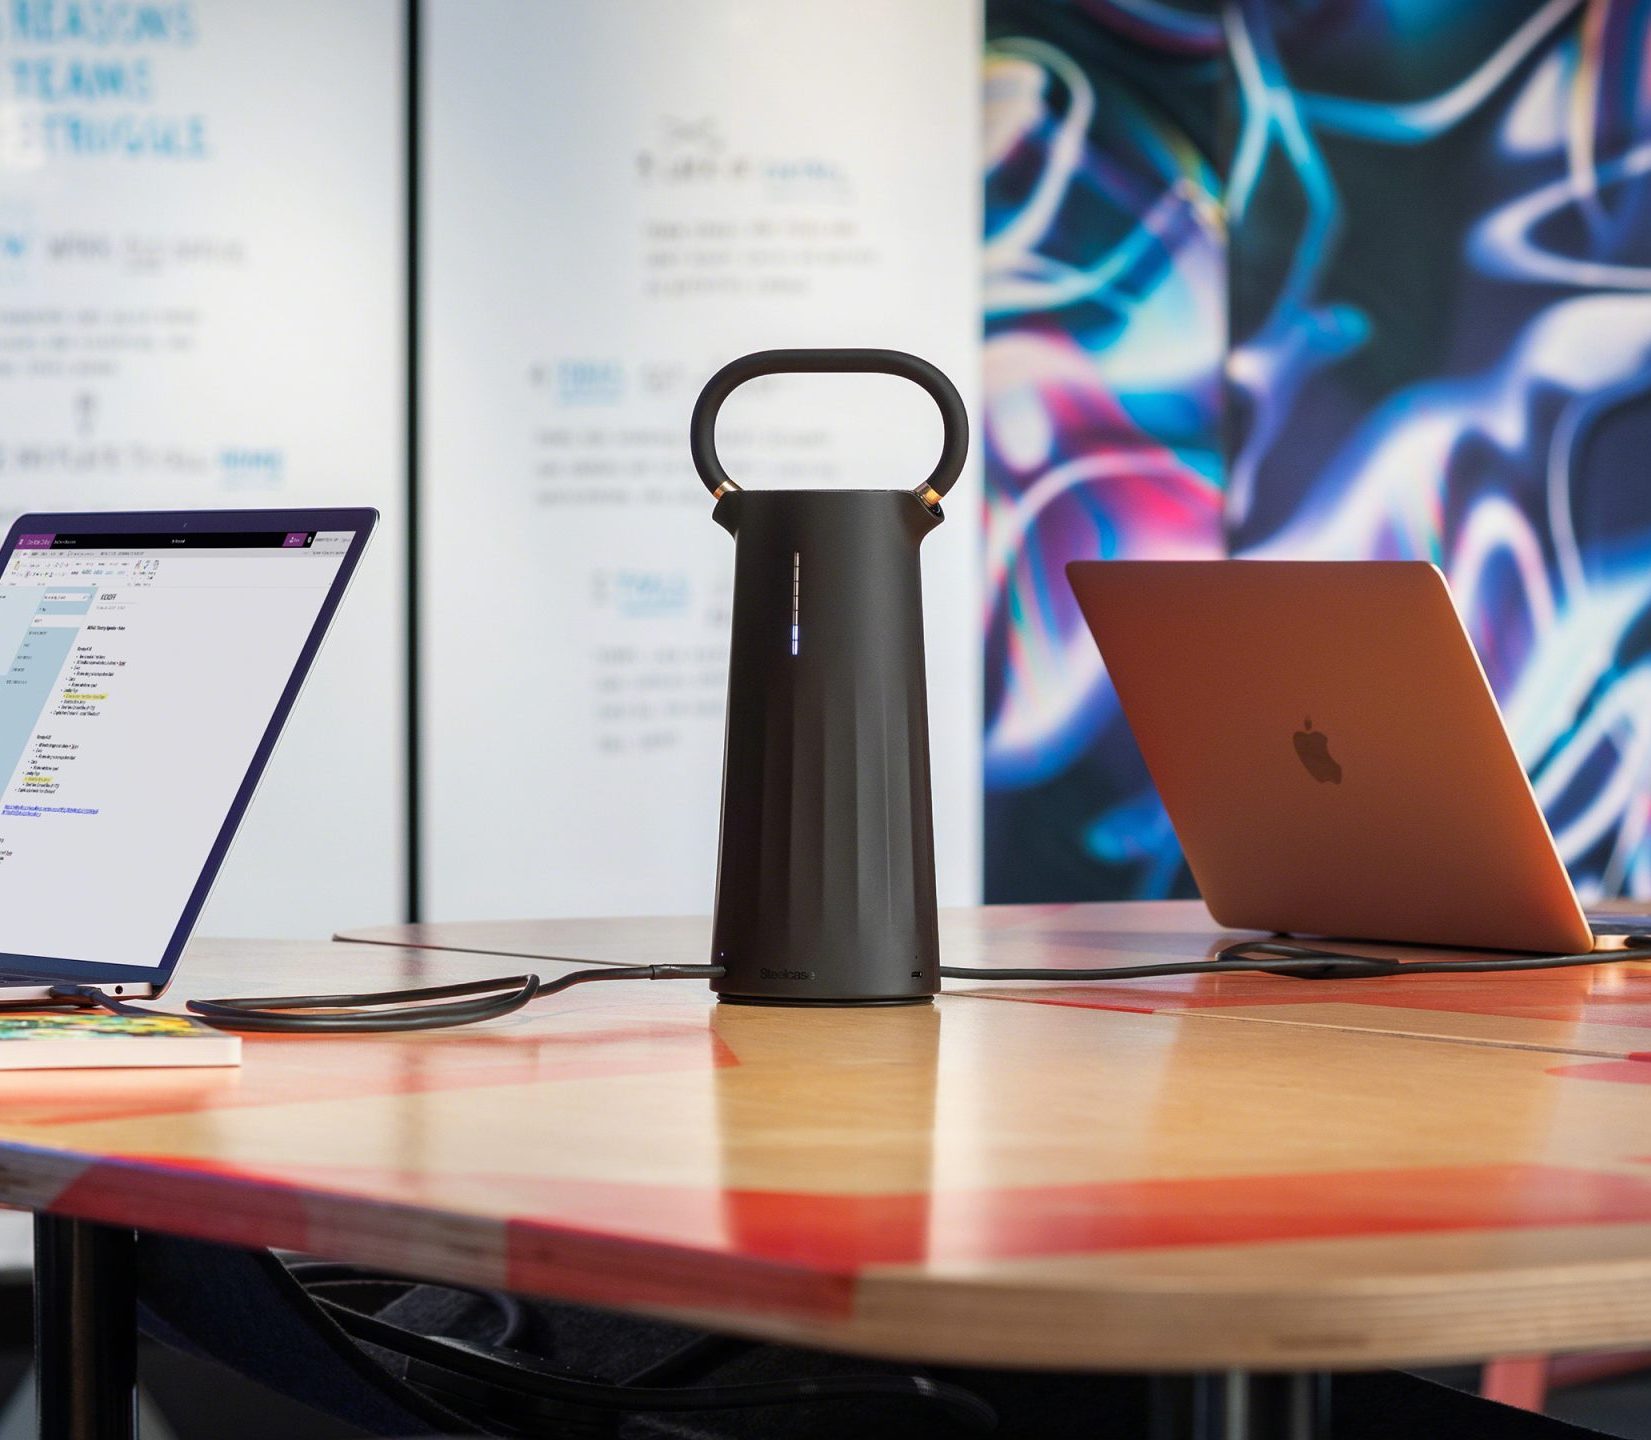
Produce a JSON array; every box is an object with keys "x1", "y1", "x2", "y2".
[{"x1": 1293, "y1": 718, "x2": 1342, "y2": 785}]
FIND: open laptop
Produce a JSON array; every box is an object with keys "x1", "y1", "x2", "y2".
[
  {"x1": 0, "y1": 509, "x2": 377, "y2": 1000},
  {"x1": 1067, "y1": 559, "x2": 1644, "y2": 954}
]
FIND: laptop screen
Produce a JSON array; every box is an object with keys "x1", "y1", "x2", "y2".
[{"x1": 0, "y1": 524, "x2": 358, "y2": 974}]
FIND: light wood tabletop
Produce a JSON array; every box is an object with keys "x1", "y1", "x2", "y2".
[
  {"x1": 3, "y1": 930, "x2": 1651, "y2": 1371},
  {"x1": 339, "y1": 901, "x2": 1651, "y2": 1061}
]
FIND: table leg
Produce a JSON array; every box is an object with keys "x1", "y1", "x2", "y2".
[
  {"x1": 33, "y1": 1215, "x2": 137, "y2": 1440},
  {"x1": 1151, "y1": 1371, "x2": 1331, "y2": 1440}
]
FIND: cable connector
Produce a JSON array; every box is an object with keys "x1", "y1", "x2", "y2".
[{"x1": 648, "y1": 965, "x2": 725, "y2": 982}]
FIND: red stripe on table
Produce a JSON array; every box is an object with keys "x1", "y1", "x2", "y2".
[
  {"x1": 104, "y1": 1159, "x2": 1651, "y2": 1267},
  {"x1": 987, "y1": 972, "x2": 1651, "y2": 1029},
  {"x1": 50, "y1": 1154, "x2": 312, "y2": 1251},
  {"x1": 33, "y1": 1158, "x2": 1651, "y2": 1316},
  {"x1": 1549, "y1": 1059, "x2": 1651, "y2": 1085},
  {"x1": 1016, "y1": 999, "x2": 1159, "y2": 1015},
  {"x1": 712, "y1": 1165, "x2": 1651, "y2": 1267}
]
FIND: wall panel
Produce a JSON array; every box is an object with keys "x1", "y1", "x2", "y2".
[
  {"x1": 0, "y1": 0, "x2": 408, "y2": 936},
  {"x1": 421, "y1": 0, "x2": 982, "y2": 919}
]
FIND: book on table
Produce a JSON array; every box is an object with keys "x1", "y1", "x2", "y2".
[{"x1": 0, "y1": 1013, "x2": 241, "y2": 1070}]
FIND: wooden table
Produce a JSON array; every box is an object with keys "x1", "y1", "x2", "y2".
[{"x1": 9, "y1": 908, "x2": 1651, "y2": 1439}]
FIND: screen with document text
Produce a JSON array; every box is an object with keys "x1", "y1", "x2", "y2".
[{"x1": 0, "y1": 527, "x2": 355, "y2": 971}]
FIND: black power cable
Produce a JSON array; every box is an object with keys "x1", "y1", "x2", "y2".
[
  {"x1": 54, "y1": 963, "x2": 725, "y2": 1034},
  {"x1": 286, "y1": 1260, "x2": 532, "y2": 1349},
  {"x1": 49, "y1": 940, "x2": 1651, "y2": 1034},
  {"x1": 942, "y1": 936, "x2": 1651, "y2": 985},
  {"x1": 314, "y1": 1295, "x2": 999, "y2": 1431}
]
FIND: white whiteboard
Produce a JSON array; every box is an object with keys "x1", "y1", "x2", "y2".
[
  {"x1": 420, "y1": 0, "x2": 983, "y2": 921},
  {"x1": 0, "y1": 0, "x2": 407, "y2": 937}
]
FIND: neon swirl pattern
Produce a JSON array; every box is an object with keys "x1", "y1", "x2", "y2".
[{"x1": 985, "y1": 0, "x2": 1651, "y2": 903}]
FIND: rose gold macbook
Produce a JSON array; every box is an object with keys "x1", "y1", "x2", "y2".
[{"x1": 1066, "y1": 560, "x2": 1616, "y2": 954}]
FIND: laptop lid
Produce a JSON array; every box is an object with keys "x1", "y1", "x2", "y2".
[
  {"x1": 1066, "y1": 560, "x2": 1594, "y2": 954},
  {"x1": 0, "y1": 509, "x2": 378, "y2": 991}
]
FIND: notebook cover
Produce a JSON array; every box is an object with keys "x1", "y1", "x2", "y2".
[{"x1": 0, "y1": 1012, "x2": 241, "y2": 1069}]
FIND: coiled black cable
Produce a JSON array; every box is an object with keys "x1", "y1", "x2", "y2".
[
  {"x1": 314, "y1": 1295, "x2": 998, "y2": 1431},
  {"x1": 50, "y1": 937, "x2": 1651, "y2": 1034},
  {"x1": 54, "y1": 963, "x2": 726, "y2": 1034},
  {"x1": 286, "y1": 1260, "x2": 532, "y2": 1349},
  {"x1": 940, "y1": 936, "x2": 1651, "y2": 985}
]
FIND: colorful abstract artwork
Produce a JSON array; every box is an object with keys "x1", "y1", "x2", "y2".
[
  {"x1": 984, "y1": 0, "x2": 1651, "y2": 904},
  {"x1": 983, "y1": 0, "x2": 1227, "y2": 899}
]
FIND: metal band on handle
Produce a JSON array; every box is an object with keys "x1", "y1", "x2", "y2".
[{"x1": 690, "y1": 348, "x2": 969, "y2": 506}]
